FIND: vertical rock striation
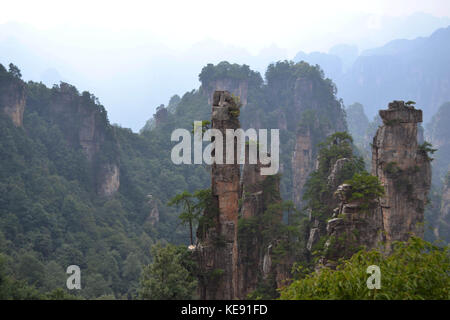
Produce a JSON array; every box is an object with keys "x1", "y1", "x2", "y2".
[
  {"x1": 292, "y1": 131, "x2": 314, "y2": 208},
  {"x1": 0, "y1": 74, "x2": 26, "y2": 127},
  {"x1": 371, "y1": 101, "x2": 431, "y2": 249},
  {"x1": 237, "y1": 148, "x2": 282, "y2": 299},
  {"x1": 37, "y1": 82, "x2": 121, "y2": 197},
  {"x1": 197, "y1": 91, "x2": 241, "y2": 299},
  {"x1": 204, "y1": 78, "x2": 248, "y2": 107},
  {"x1": 197, "y1": 91, "x2": 284, "y2": 299},
  {"x1": 323, "y1": 185, "x2": 383, "y2": 266},
  {"x1": 321, "y1": 101, "x2": 432, "y2": 265}
]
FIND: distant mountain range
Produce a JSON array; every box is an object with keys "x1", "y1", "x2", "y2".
[{"x1": 295, "y1": 25, "x2": 450, "y2": 121}]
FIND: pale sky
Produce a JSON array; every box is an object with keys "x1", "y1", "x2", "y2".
[
  {"x1": 2, "y1": 0, "x2": 450, "y2": 54},
  {"x1": 1, "y1": 0, "x2": 450, "y2": 130}
]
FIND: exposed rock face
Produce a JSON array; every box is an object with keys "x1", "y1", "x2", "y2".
[
  {"x1": 197, "y1": 91, "x2": 284, "y2": 299},
  {"x1": 322, "y1": 184, "x2": 383, "y2": 266},
  {"x1": 305, "y1": 157, "x2": 351, "y2": 254},
  {"x1": 146, "y1": 195, "x2": 160, "y2": 226},
  {"x1": 371, "y1": 101, "x2": 431, "y2": 249},
  {"x1": 289, "y1": 77, "x2": 347, "y2": 208},
  {"x1": 98, "y1": 163, "x2": 120, "y2": 197},
  {"x1": 327, "y1": 158, "x2": 351, "y2": 188},
  {"x1": 197, "y1": 91, "x2": 241, "y2": 300},
  {"x1": 319, "y1": 101, "x2": 432, "y2": 265},
  {"x1": 0, "y1": 77, "x2": 26, "y2": 126},
  {"x1": 324, "y1": 206, "x2": 383, "y2": 265},
  {"x1": 436, "y1": 175, "x2": 450, "y2": 240},
  {"x1": 236, "y1": 151, "x2": 282, "y2": 299},
  {"x1": 204, "y1": 79, "x2": 248, "y2": 107},
  {"x1": 426, "y1": 102, "x2": 450, "y2": 187},
  {"x1": 45, "y1": 83, "x2": 120, "y2": 196},
  {"x1": 292, "y1": 131, "x2": 314, "y2": 208}
]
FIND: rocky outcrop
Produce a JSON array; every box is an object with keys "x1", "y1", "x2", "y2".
[
  {"x1": 292, "y1": 130, "x2": 315, "y2": 208},
  {"x1": 436, "y1": 174, "x2": 450, "y2": 241},
  {"x1": 426, "y1": 102, "x2": 450, "y2": 187},
  {"x1": 372, "y1": 100, "x2": 431, "y2": 250},
  {"x1": 236, "y1": 150, "x2": 282, "y2": 299},
  {"x1": 98, "y1": 163, "x2": 120, "y2": 197},
  {"x1": 304, "y1": 156, "x2": 353, "y2": 254},
  {"x1": 0, "y1": 73, "x2": 26, "y2": 127},
  {"x1": 197, "y1": 91, "x2": 284, "y2": 299},
  {"x1": 322, "y1": 184, "x2": 383, "y2": 267},
  {"x1": 42, "y1": 83, "x2": 120, "y2": 196},
  {"x1": 204, "y1": 78, "x2": 248, "y2": 107},
  {"x1": 142, "y1": 104, "x2": 170, "y2": 132},
  {"x1": 290, "y1": 79, "x2": 347, "y2": 208},
  {"x1": 197, "y1": 91, "x2": 241, "y2": 300},
  {"x1": 146, "y1": 194, "x2": 160, "y2": 226},
  {"x1": 318, "y1": 101, "x2": 432, "y2": 265}
]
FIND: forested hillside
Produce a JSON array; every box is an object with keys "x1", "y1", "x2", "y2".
[
  {"x1": 1, "y1": 59, "x2": 448, "y2": 300},
  {"x1": 0, "y1": 63, "x2": 197, "y2": 299}
]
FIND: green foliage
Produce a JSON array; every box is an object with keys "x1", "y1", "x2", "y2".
[
  {"x1": 139, "y1": 243, "x2": 197, "y2": 300},
  {"x1": 344, "y1": 172, "x2": 385, "y2": 209},
  {"x1": 279, "y1": 237, "x2": 450, "y2": 300},
  {"x1": 0, "y1": 65, "x2": 171, "y2": 299},
  {"x1": 168, "y1": 191, "x2": 199, "y2": 245},
  {"x1": 8, "y1": 63, "x2": 22, "y2": 79},
  {"x1": 418, "y1": 141, "x2": 437, "y2": 161},
  {"x1": 229, "y1": 94, "x2": 242, "y2": 117},
  {"x1": 191, "y1": 120, "x2": 211, "y2": 134},
  {"x1": 238, "y1": 200, "x2": 307, "y2": 299},
  {"x1": 0, "y1": 59, "x2": 360, "y2": 300},
  {"x1": 303, "y1": 132, "x2": 365, "y2": 220},
  {"x1": 199, "y1": 61, "x2": 263, "y2": 88}
]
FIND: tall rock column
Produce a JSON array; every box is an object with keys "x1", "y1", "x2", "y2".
[
  {"x1": 371, "y1": 101, "x2": 431, "y2": 249},
  {"x1": 292, "y1": 130, "x2": 314, "y2": 208},
  {"x1": 237, "y1": 148, "x2": 282, "y2": 299},
  {"x1": 197, "y1": 91, "x2": 241, "y2": 299}
]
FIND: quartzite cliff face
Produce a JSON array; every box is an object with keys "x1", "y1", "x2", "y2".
[
  {"x1": 237, "y1": 149, "x2": 282, "y2": 299},
  {"x1": 197, "y1": 91, "x2": 283, "y2": 300},
  {"x1": 322, "y1": 101, "x2": 432, "y2": 264},
  {"x1": 372, "y1": 101, "x2": 431, "y2": 249},
  {"x1": 203, "y1": 78, "x2": 248, "y2": 107},
  {"x1": 0, "y1": 73, "x2": 121, "y2": 197},
  {"x1": 289, "y1": 78, "x2": 347, "y2": 209},
  {"x1": 46, "y1": 83, "x2": 120, "y2": 196},
  {"x1": 197, "y1": 91, "x2": 241, "y2": 299},
  {"x1": 0, "y1": 71, "x2": 26, "y2": 127}
]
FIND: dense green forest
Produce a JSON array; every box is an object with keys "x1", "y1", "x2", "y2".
[
  {"x1": 0, "y1": 60, "x2": 449, "y2": 300},
  {"x1": 0, "y1": 63, "x2": 204, "y2": 299}
]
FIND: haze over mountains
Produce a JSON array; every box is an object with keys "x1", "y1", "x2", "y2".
[
  {"x1": 298, "y1": 25, "x2": 450, "y2": 121},
  {"x1": 1, "y1": 11, "x2": 450, "y2": 130}
]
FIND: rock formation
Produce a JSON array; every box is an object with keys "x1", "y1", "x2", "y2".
[
  {"x1": 236, "y1": 148, "x2": 282, "y2": 299},
  {"x1": 323, "y1": 185, "x2": 383, "y2": 266},
  {"x1": 0, "y1": 72, "x2": 26, "y2": 127},
  {"x1": 292, "y1": 131, "x2": 314, "y2": 208},
  {"x1": 146, "y1": 194, "x2": 160, "y2": 226},
  {"x1": 371, "y1": 100, "x2": 431, "y2": 249},
  {"x1": 197, "y1": 91, "x2": 241, "y2": 300},
  {"x1": 320, "y1": 101, "x2": 432, "y2": 264},
  {"x1": 204, "y1": 78, "x2": 248, "y2": 107},
  {"x1": 98, "y1": 163, "x2": 120, "y2": 197},
  {"x1": 197, "y1": 91, "x2": 283, "y2": 300},
  {"x1": 289, "y1": 78, "x2": 347, "y2": 209},
  {"x1": 34, "y1": 82, "x2": 121, "y2": 196}
]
